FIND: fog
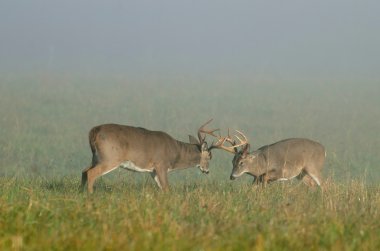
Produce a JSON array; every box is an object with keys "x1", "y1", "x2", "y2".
[
  {"x1": 1, "y1": 0, "x2": 380, "y2": 82},
  {"x1": 1, "y1": 1, "x2": 380, "y2": 183}
]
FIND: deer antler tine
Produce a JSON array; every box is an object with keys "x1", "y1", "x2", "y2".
[
  {"x1": 198, "y1": 119, "x2": 221, "y2": 144},
  {"x1": 235, "y1": 130, "x2": 248, "y2": 141},
  {"x1": 235, "y1": 130, "x2": 248, "y2": 145},
  {"x1": 208, "y1": 130, "x2": 237, "y2": 153},
  {"x1": 204, "y1": 128, "x2": 220, "y2": 134},
  {"x1": 199, "y1": 118, "x2": 213, "y2": 130},
  {"x1": 234, "y1": 135, "x2": 245, "y2": 144},
  {"x1": 211, "y1": 138, "x2": 237, "y2": 153},
  {"x1": 200, "y1": 125, "x2": 249, "y2": 154},
  {"x1": 200, "y1": 122, "x2": 220, "y2": 135},
  {"x1": 223, "y1": 128, "x2": 235, "y2": 146}
]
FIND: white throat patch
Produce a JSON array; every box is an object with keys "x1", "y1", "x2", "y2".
[{"x1": 232, "y1": 171, "x2": 246, "y2": 178}]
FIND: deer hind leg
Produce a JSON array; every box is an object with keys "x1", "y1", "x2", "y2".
[
  {"x1": 302, "y1": 167, "x2": 322, "y2": 187},
  {"x1": 86, "y1": 163, "x2": 119, "y2": 194},
  {"x1": 81, "y1": 166, "x2": 92, "y2": 191},
  {"x1": 300, "y1": 173, "x2": 318, "y2": 187}
]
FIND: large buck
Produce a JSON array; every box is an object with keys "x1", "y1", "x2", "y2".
[
  {"x1": 216, "y1": 131, "x2": 326, "y2": 187},
  {"x1": 81, "y1": 119, "x2": 225, "y2": 193}
]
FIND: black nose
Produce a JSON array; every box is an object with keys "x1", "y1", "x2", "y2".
[
  {"x1": 204, "y1": 170, "x2": 209, "y2": 174},
  {"x1": 230, "y1": 175, "x2": 235, "y2": 180}
]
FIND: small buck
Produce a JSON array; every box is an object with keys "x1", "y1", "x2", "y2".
[
  {"x1": 81, "y1": 119, "x2": 225, "y2": 193},
  {"x1": 217, "y1": 131, "x2": 326, "y2": 187}
]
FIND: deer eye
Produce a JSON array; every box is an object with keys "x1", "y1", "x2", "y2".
[{"x1": 239, "y1": 161, "x2": 244, "y2": 167}]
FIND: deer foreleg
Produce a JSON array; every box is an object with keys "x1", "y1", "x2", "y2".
[{"x1": 153, "y1": 167, "x2": 169, "y2": 192}]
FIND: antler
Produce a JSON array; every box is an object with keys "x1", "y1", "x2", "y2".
[
  {"x1": 209, "y1": 135, "x2": 236, "y2": 153},
  {"x1": 233, "y1": 130, "x2": 249, "y2": 148},
  {"x1": 198, "y1": 119, "x2": 220, "y2": 144},
  {"x1": 196, "y1": 119, "x2": 250, "y2": 153},
  {"x1": 209, "y1": 128, "x2": 249, "y2": 154}
]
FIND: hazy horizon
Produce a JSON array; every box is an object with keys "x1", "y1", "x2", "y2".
[{"x1": 1, "y1": 0, "x2": 380, "y2": 83}]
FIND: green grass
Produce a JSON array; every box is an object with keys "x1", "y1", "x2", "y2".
[
  {"x1": 0, "y1": 74, "x2": 380, "y2": 250},
  {"x1": 1, "y1": 177, "x2": 379, "y2": 250}
]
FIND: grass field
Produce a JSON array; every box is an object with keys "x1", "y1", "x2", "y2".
[{"x1": 1, "y1": 74, "x2": 379, "y2": 250}]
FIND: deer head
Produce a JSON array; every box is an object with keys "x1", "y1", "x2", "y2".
[
  {"x1": 206, "y1": 129, "x2": 251, "y2": 179},
  {"x1": 189, "y1": 119, "x2": 221, "y2": 174}
]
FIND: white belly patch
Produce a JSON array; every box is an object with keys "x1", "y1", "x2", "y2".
[
  {"x1": 277, "y1": 174, "x2": 298, "y2": 182},
  {"x1": 118, "y1": 160, "x2": 153, "y2": 173}
]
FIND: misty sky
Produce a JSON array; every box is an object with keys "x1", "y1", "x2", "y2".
[{"x1": 1, "y1": 0, "x2": 379, "y2": 81}]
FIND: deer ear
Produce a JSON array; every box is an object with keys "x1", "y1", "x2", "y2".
[{"x1": 189, "y1": 135, "x2": 200, "y2": 145}]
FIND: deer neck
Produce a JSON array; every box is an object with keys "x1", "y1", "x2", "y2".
[
  {"x1": 249, "y1": 150, "x2": 268, "y2": 176},
  {"x1": 173, "y1": 141, "x2": 201, "y2": 169}
]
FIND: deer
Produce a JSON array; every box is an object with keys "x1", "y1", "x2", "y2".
[
  {"x1": 81, "y1": 119, "x2": 226, "y2": 193},
  {"x1": 215, "y1": 130, "x2": 326, "y2": 187}
]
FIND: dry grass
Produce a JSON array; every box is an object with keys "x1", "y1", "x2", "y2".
[{"x1": 1, "y1": 177, "x2": 379, "y2": 250}]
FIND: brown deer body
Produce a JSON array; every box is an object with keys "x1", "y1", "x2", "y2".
[
  {"x1": 81, "y1": 120, "x2": 221, "y2": 193},
  {"x1": 215, "y1": 131, "x2": 326, "y2": 187},
  {"x1": 230, "y1": 138, "x2": 326, "y2": 186}
]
